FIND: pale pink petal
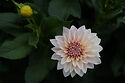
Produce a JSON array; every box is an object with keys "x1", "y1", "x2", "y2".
[
  {"x1": 56, "y1": 50, "x2": 66, "y2": 57},
  {"x1": 86, "y1": 57, "x2": 101, "y2": 65},
  {"x1": 90, "y1": 38, "x2": 101, "y2": 45},
  {"x1": 57, "y1": 62, "x2": 63, "y2": 70},
  {"x1": 51, "y1": 47, "x2": 61, "y2": 52},
  {"x1": 74, "y1": 67, "x2": 84, "y2": 77},
  {"x1": 85, "y1": 51, "x2": 99, "y2": 57},
  {"x1": 55, "y1": 36, "x2": 64, "y2": 42},
  {"x1": 63, "y1": 70, "x2": 70, "y2": 77},
  {"x1": 77, "y1": 25, "x2": 85, "y2": 41},
  {"x1": 97, "y1": 45, "x2": 103, "y2": 52},
  {"x1": 66, "y1": 57, "x2": 71, "y2": 62},
  {"x1": 76, "y1": 60, "x2": 83, "y2": 69},
  {"x1": 61, "y1": 57, "x2": 67, "y2": 64},
  {"x1": 55, "y1": 36, "x2": 65, "y2": 50},
  {"x1": 50, "y1": 39, "x2": 58, "y2": 47},
  {"x1": 51, "y1": 53, "x2": 61, "y2": 60},
  {"x1": 64, "y1": 63, "x2": 70, "y2": 72},
  {"x1": 87, "y1": 63, "x2": 94, "y2": 69},
  {"x1": 82, "y1": 63, "x2": 87, "y2": 73},
  {"x1": 79, "y1": 25, "x2": 85, "y2": 29},
  {"x1": 72, "y1": 60, "x2": 77, "y2": 67},
  {"x1": 86, "y1": 45, "x2": 103, "y2": 53},
  {"x1": 69, "y1": 64, "x2": 74, "y2": 73},
  {"x1": 69, "y1": 25, "x2": 77, "y2": 42},
  {"x1": 71, "y1": 71, "x2": 76, "y2": 77},
  {"x1": 63, "y1": 27, "x2": 69, "y2": 41}
]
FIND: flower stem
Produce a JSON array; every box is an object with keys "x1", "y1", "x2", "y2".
[{"x1": 11, "y1": 0, "x2": 19, "y2": 7}]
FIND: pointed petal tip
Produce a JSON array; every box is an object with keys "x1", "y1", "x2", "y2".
[
  {"x1": 79, "y1": 25, "x2": 86, "y2": 29},
  {"x1": 50, "y1": 39, "x2": 58, "y2": 47}
]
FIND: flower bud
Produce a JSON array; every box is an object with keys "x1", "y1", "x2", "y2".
[{"x1": 20, "y1": 5, "x2": 33, "y2": 17}]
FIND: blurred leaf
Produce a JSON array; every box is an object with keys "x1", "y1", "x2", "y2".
[
  {"x1": 25, "y1": 45, "x2": 55, "y2": 83},
  {"x1": 0, "y1": 13, "x2": 24, "y2": 36},
  {"x1": 106, "y1": 9, "x2": 123, "y2": 20},
  {"x1": 32, "y1": 0, "x2": 49, "y2": 15},
  {"x1": 28, "y1": 33, "x2": 39, "y2": 48},
  {"x1": 0, "y1": 33, "x2": 32, "y2": 60},
  {"x1": 48, "y1": 0, "x2": 81, "y2": 20},
  {"x1": 25, "y1": 24, "x2": 39, "y2": 48},
  {"x1": 119, "y1": 16, "x2": 125, "y2": 24},
  {"x1": 42, "y1": 17, "x2": 72, "y2": 37},
  {"x1": 25, "y1": 24, "x2": 36, "y2": 31},
  {"x1": 0, "y1": 13, "x2": 21, "y2": 24}
]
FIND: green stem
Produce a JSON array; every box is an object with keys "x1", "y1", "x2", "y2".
[
  {"x1": 11, "y1": 0, "x2": 19, "y2": 7},
  {"x1": 31, "y1": 17, "x2": 37, "y2": 27},
  {"x1": 26, "y1": 18, "x2": 33, "y2": 24}
]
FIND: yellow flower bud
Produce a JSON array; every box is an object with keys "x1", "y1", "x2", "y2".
[{"x1": 20, "y1": 5, "x2": 33, "y2": 17}]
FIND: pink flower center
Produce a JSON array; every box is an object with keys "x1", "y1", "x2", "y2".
[{"x1": 67, "y1": 42, "x2": 83, "y2": 57}]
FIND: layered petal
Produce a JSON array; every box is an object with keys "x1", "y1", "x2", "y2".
[{"x1": 50, "y1": 25, "x2": 102, "y2": 77}]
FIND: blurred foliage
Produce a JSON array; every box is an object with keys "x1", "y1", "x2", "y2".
[{"x1": 0, "y1": 0, "x2": 125, "y2": 83}]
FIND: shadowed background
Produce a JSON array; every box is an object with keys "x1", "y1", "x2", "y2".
[{"x1": 0, "y1": 0, "x2": 125, "y2": 83}]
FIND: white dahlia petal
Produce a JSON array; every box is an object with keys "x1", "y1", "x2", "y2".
[
  {"x1": 50, "y1": 39, "x2": 58, "y2": 47},
  {"x1": 50, "y1": 25, "x2": 103, "y2": 77},
  {"x1": 86, "y1": 51, "x2": 100, "y2": 57},
  {"x1": 63, "y1": 70, "x2": 70, "y2": 77},
  {"x1": 74, "y1": 67, "x2": 84, "y2": 77},
  {"x1": 86, "y1": 57, "x2": 101, "y2": 65},
  {"x1": 87, "y1": 63, "x2": 94, "y2": 69},
  {"x1": 82, "y1": 63, "x2": 87, "y2": 73},
  {"x1": 72, "y1": 60, "x2": 77, "y2": 67},
  {"x1": 69, "y1": 25, "x2": 77, "y2": 42},
  {"x1": 56, "y1": 50, "x2": 66, "y2": 57},
  {"x1": 63, "y1": 27, "x2": 69, "y2": 41},
  {"x1": 71, "y1": 71, "x2": 76, "y2": 77},
  {"x1": 55, "y1": 36, "x2": 65, "y2": 50},
  {"x1": 61, "y1": 57, "x2": 67, "y2": 64},
  {"x1": 66, "y1": 57, "x2": 71, "y2": 62},
  {"x1": 51, "y1": 53, "x2": 61, "y2": 60},
  {"x1": 76, "y1": 60, "x2": 83, "y2": 69},
  {"x1": 57, "y1": 62, "x2": 63, "y2": 70},
  {"x1": 77, "y1": 26, "x2": 85, "y2": 41},
  {"x1": 51, "y1": 47, "x2": 61, "y2": 52},
  {"x1": 64, "y1": 63, "x2": 70, "y2": 72}
]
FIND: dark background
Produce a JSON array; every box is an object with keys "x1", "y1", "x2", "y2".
[{"x1": 0, "y1": 0, "x2": 125, "y2": 83}]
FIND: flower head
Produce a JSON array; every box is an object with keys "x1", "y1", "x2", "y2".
[
  {"x1": 50, "y1": 25, "x2": 103, "y2": 77},
  {"x1": 20, "y1": 5, "x2": 33, "y2": 17}
]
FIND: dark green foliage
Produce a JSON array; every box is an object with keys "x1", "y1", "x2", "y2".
[
  {"x1": 48, "y1": 0, "x2": 81, "y2": 20},
  {"x1": 0, "y1": 0, "x2": 125, "y2": 83}
]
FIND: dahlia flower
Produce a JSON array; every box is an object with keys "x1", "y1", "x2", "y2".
[{"x1": 50, "y1": 25, "x2": 103, "y2": 77}]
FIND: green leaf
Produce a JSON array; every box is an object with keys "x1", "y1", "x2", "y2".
[
  {"x1": 28, "y1": 33, "x2": 39, "y2": 48},
  {"x1": 25, "y1": 45, "x2": 55, "y2": 83},
  {"x1": 32, "y1": 0, "x2": 49, "y2": 15},
  {"x1": 25, "y1": 24, "x2": 36, "y2": 31},
  {"x1": 0, "y1": 13, "x2": 24, "y2": 36},
  {"x1": 119, "y1": 16, "x2": 125, "y2": 24},
  {"x1": 48, "y1": 0, "x2": 81, "y2": 20},
  {"x1": 42, "y1": 17, "x2": 72, "y2": 37},
  {"x1": 25, "y1": 24, "x2": 40, "y2": 48},
  {"x1": 0, "y1": 33, "x2": 32, "y2": 60}
]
